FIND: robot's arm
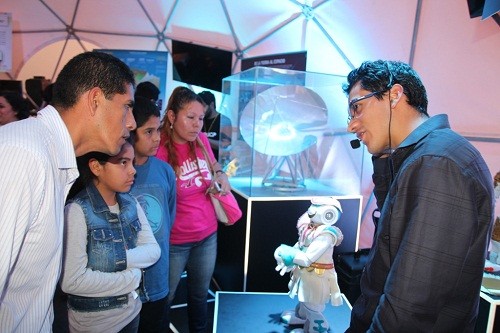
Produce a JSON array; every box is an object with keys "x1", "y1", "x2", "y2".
[
  {"x1": 292, "y1": 234, "x2": 334, "y2": 267},
  {"x1": 274, "y1": 234, "x2": 335, "y2": 272}
]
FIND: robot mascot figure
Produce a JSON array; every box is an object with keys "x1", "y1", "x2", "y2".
[{"x1": 274, "y1": 197, "x2": 344, "y2": 333}]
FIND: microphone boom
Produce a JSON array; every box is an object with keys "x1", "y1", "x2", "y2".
[{"x1": 350, "y1": 139, "x2": 361, "y2": 149}]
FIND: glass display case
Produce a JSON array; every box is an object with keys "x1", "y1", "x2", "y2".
[{"x1": 218, "y1": 66, "x2": 366, "y2": 197}]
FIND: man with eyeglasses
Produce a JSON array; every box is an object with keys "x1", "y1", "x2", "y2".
[{"x1": 343, "y1": 60, "x2": 494, "y2": 332}]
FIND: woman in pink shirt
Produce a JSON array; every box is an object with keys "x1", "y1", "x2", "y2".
[{"x1": 156, "y1": 86, "x2": 231, "y2": 332}]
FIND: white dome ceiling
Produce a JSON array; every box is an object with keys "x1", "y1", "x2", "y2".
[
  {"x1": 3, "y1": 0, "x2": 499, "y2": 137},
  {"x1": 2, "y1": 0, "x2": 500, "y2": 245}
]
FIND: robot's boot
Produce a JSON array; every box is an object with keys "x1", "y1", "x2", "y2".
[
  {"x1": 302, "y1": 303, "x2": 329, "y2": 333},
  {"x1": 281, "y1": 303, "x2": 306, "y2": 325},
  {"x1": 304, "y1": 319, "x2": 329, "y2": 333},
  {"x1": 281, "y1": 309, "x2": 306, "y2": 325}
]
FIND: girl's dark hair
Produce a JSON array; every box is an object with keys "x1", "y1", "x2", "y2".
[
  {"x1": 0, "y1": 91, "x2": 31, "y2": 120},
  {"x1": 159, "y1": 86, "x2": 205, "y2": 174},
  {"x1": 67, "y1": 151, "x2": 111, "y2": 200},
  {"x1": 135, "y1": 81, "x2": 160, "y2": 101},
  {"x1": 130, "y1": 96, "x2": 161, "y2": 144}
]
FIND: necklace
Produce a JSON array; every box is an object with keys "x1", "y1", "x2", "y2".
[{"x1": 204, "y1": 113, "x2": 219, "y2": 133}]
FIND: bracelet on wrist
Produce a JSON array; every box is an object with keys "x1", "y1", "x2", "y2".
[{"x1": 215, "y1": 170, "x2": 224, "y2": 175}]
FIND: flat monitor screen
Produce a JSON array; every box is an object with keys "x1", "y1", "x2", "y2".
[{"x1": 172, "y1": 40, "x2": 232, "y2": 92}]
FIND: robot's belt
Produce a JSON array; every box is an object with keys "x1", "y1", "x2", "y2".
[
  {"x1": 299, "y1": 262, "x2": 334, "y2": 274},
  {"x1": 309, "y1": 262, "x2": 334, "y2": 269}
]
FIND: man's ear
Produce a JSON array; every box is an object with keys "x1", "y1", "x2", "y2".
[
  {"x1": 389, "y1": 84, "x2": 404, "y2": 107},
  {"x1": 87, "y1": 87, "x2": 103, "y2": 116}
]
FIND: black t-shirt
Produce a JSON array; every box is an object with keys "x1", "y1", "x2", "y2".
[{"x1": 203, "y1": 113, "x2": 231, "y2": 160}]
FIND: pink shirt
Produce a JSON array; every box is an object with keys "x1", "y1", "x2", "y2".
[{"x1": 156, "y1": 133, "x2": 217, "y2": 244}]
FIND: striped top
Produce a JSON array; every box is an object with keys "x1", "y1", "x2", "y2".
[{"x1": 0, "y1": 106, "x2": 78, "y2": 332}]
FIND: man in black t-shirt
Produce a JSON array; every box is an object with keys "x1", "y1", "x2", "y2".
[{"x1": 198, "y1": 91, "x2": 231, "y2": 163}]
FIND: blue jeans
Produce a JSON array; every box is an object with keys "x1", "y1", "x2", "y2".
[
  {"x1": 138, "y1": 295, "x2": 169, "y2": 332},
  {"x1": 169, "y1": 232, "x2": 217, "y2": 333}
]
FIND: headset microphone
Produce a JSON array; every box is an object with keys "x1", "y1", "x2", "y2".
[{"x1": 350, "y1": 139, "x2": 361, "y2": 149}]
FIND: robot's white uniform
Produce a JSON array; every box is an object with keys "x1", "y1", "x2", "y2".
[
  {"x1": 274, "y1": 197, "x2": 344, "y2": 333},
  {"x1": 289, "y1": 215, "x2": 343, "y2": 306}
]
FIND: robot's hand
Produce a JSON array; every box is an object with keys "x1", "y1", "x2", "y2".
[
  {"x1": 274, "y1": 246, "x2": 294, "y2": 276},
  {"x1": 275, "y1": 261, "x2": 292, "y2": 276},
  {"x1": 275, "y1": 244, "x2": 299, "y2": 267}
]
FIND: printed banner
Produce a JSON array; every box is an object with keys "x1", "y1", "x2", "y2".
[{"x1": 0, "y1": 13, "x2": 12, "y2": 73}]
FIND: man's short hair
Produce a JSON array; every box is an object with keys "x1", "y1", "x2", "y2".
[{"x1": 52, "y1": 51, "x2": 135, "y2": 109}]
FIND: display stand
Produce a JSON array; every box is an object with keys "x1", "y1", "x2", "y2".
[
  {"x1": 214, "y1": 66, "x2": 365, "y2": 295},
  {"x1": 261, "y1": 154, "x2": 306, "y2": 191},
  {"x1": 213, "y1": 291, "x2": 352, "y2": 332},
  {"x1": 213, "y1": 191, "x2": 362, "y2": 293}
]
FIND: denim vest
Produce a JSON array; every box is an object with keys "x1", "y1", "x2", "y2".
[{"x1": 67, "y1": 183, "x2": 142, "y2": 312}]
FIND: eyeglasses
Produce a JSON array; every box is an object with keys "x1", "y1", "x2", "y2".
[{"x1": 347, "y1": 89, "x2": 387, "y2": 124}]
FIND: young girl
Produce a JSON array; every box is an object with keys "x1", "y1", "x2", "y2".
[
  {"x1": 61, "y1": 142, "x2": 160, "y2": 333},
  {"x1": 156, "y1": 86, "x2": 231, "y2": 332}
]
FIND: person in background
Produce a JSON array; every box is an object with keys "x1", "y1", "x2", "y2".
[
  {"x1": 61, "y1": 142, "x2": 160, "y2": 333},
  {"x1": 198, "y1": 90, "x2": 231, "y2": 164},
  {"x1": 0, "y1": 51, "x2": 136, "y2": 332},
  {"x1": 129, "y1": 96, "x2": 177, "y2": 333},
  {"x1": 156, "y1": 86, "x2": 231, "y2": 332},
  {"x1": 0, "y1": 91, "x2": 31, "y2": 125},
  {"x1": 344, "y1": 59, "x2": 494, "y2": 332},
  {"x1": 135, "y1": 81, "x2": 161, "y2": 109},
  {"x1": 40, "y1": 82, "x2": 54, "y2": 109}
]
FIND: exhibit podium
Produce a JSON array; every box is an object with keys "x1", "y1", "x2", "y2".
[{"x1": 213, "y1": 291, "x2": 352, "y2": 332}]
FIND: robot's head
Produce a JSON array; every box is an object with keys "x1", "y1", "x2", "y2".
[{"x1": 307, "y1": 197, "x2": 342, "y2": 226}]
